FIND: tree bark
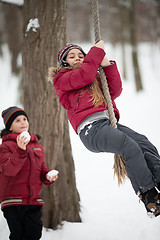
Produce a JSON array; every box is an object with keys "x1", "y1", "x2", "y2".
[{"x1": 22, "y1": 0, "x2": 81, "y2": 229}]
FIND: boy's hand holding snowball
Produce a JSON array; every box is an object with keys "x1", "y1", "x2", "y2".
[
  {"x1": 17, "y1": 131, "x2": 59, "y2": 182},
  {"x1": 17, "y1": 131, "x2": 31, "y2": 150},
  {"x1": 46, "y1": 170, "x2": 59, "y2": 182}
]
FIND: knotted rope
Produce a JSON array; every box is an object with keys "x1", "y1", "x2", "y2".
[{"x1": 92, "y1": 0, "x2": 127, "y2": 185}]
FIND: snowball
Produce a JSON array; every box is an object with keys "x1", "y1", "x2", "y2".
[
  {"x1": 19, "y1": 131, "x2": 31, "y2": 143},
  {"x1": 47, "y1": 170, "x2": 59, "y2": 177}
]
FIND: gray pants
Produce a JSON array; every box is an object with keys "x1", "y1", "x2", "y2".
[{"x1": 79, "y1": 119, "x2": 160, "y2": 194}]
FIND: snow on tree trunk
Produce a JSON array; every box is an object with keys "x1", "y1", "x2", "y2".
[{"x1": 22, "y1": 0, "x2": 81, "y2": 229}]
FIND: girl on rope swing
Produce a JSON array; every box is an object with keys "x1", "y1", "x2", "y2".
[{"x1": 48, "y1": 40, "x2": 160, "y2": 217}]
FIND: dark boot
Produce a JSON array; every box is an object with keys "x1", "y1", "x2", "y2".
[
  {"x1": 157, "y1": 182, "x2": 160, "y2": 192},
  {"x1": 139, "y1": 187, "x2": 160, "y2": 217}
]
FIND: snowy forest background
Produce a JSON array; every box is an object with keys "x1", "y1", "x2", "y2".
[{"x1": 0, "y1": 0, "x2": 160, "y2": 239}]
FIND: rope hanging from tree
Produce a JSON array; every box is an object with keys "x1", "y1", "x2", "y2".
[{"x1": 92, "y1": 0, "x2": 127, "y2": 185}]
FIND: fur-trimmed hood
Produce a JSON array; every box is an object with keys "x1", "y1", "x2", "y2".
[
  {"x1": 48, "y1": 66, "x2": 62, "y2": 83},
  {"x1": 48, "y1": 65, "x2": 80, "y2": 83}
]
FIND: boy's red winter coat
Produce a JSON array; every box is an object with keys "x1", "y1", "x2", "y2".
[
  {"x1": 53, "y1": 46, "x2": 122, "y2": 133},
  {"x1": 0, "y1": 133, "x2": 52, "y2": 208}
]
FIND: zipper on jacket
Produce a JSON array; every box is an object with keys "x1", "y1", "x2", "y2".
[{"x1": 77, "y1": 92, "x2": 80, "y2": 108}]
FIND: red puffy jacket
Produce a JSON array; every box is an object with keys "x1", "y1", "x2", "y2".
[
  {"x1": 0, "y1": 132, "x2": 52, "y2": 209},
  {"x1": 53, "y1": 46, "x2": 122, "y2": 133}
]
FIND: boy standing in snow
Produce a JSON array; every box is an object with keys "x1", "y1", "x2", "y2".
[
  {"x1": 0, "y1": 106, "x2": 58, "y2": 240},
  {"x1": 49, "y1": 40, "x2": 160, "y2": 218}
]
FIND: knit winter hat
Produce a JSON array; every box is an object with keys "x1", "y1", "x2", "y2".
[
  {"x1": 1, "y1": 106, "x2": 28, "y2": 130},
  {"x1": 58, "y1": 44, "x2": 86, "y2": 67}
]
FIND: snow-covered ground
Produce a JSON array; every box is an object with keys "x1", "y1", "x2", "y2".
[{"x1": 0, "y1": 42, "x2": 160, "y2": 240}]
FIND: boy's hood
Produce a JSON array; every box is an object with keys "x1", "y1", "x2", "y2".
[{"x1": 2, "y1": 132, "x2": 39, "y2": 143}]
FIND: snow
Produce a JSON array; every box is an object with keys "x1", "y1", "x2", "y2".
[
  {"x1": 19, "y1": 131, "x2": 31, "y2": 142},
  {"x1": 0, "y1": 42, "x2": 160, "y2": 240},
  {"x1": 0, "y1": 44, "x2": 20, "y2": 130},
  {"x1": 25, "y1": 18, "x2": 40, "y2": 36},
  {"x1": 47, "y1": 170, "x2": 59, "y2": 177},
  {"x1": 0, "y1": 0, "x2": 23, "y2": 6}
]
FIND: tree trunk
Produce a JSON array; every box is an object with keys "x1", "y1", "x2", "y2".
[
  {"x1": 118, "y1": 0, "x2": 127, "y2": 80},
  {"x1": 129, "y1": 0, "x2": 143, "y2": 91},
  {"x1": 0, "y1": 2, "x2": 22, "y2": 74},
  {"x1": 156, "y1": 0, "x2": 160, "y2": 45},
  {"x1": 22, "y1": 0, "x2": 81, "y2": 229}
]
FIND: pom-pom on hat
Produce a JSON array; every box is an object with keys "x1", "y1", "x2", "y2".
[
  {"x1": 58, "y1": 44, "x2": 86, "y2": 67},
  {"x1": 2, "y1": 106, "x2": 28, "y2": 130}
]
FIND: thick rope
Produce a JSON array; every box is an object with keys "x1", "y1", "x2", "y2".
[{"x1": 92, "y1": 0, "x2": 127, "y2": 185}]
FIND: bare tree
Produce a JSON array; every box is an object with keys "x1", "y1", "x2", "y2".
[
  {"x1": 0, "y1": 2, "x2": 22, "y2": 74},
  {"x1": 117, "y1": 0, "x2": 127, "y2": 80},
  {"x1": 22, "y1": 0, "x2": 81, "y2": 229},
  {"x1": 156, "y1": 0, "x2": 160, "y2": 44},
  {"x1": 129, "y1": 0, "x2": 143, "y2": 91}
]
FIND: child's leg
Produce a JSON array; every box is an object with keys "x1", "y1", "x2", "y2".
[
  {"x1": 117, "y1": 123, "x2": 160, "y2": 156},
  {"x1": 117, "y1": 123, "x2": 160, "y2": 184},
  {"x1": 3, "y1": 205, "x2": 42, "y2": 240},
  {"x1": 23, "y1": 205, "x2": 42, "y2": 240},
  {"x1": 79, "y1": 119, "x2": 155, "y2": 194},
  {"x1": 3, "y1": 206, "x2": 23, "y2": 240}
]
